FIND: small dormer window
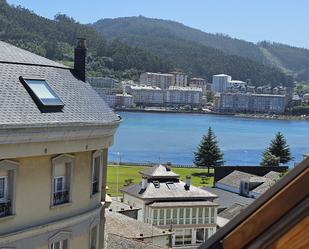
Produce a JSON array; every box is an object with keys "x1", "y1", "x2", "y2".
[{"x1": 20, "y1": 77, "x2": 64, "y2": 112}]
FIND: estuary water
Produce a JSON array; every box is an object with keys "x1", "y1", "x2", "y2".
[{"x1": 109, "y1": 111, "x2": 309, "y2": 167}]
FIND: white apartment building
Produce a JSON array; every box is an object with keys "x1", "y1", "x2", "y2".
[
  {"x1": 166, "y1": 86, "x2": 203, "y2": 107},
  {"x1": 212, "y1": 74, "x2": 232, "y2": 93},
  {"x1": 214, "y1": 93, "x2": 287, "y2": 114},
  {"x1": 171, "y1": 71, "x2": 188, "y2": 87},
  {"x1": 140, "y1": 72, "x2": 174, "y2": 89},
  {"x1": 128, "y1": 85, "x2": 164, "y2": 106},
  {"x1": 87, "y1": 77, "x2": 118, "y2": 88},
  {"x1": 121, "y1": 165, "x2": 218, "y2": 248}
]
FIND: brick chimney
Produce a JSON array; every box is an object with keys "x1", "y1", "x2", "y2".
[{"x1": 74, "y1": 38, "x2": 86, "y2": 82}]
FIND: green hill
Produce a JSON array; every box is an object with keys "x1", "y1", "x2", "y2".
[
  {"x1": 93, "y1": 16, "x2": 309, "y2": 83},
  {"x1": 0, "y1": 1, "x2": 172, "y2": 80}
]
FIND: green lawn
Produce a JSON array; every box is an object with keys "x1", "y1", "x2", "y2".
[{"x1": 107, "y1": 165, "x2": 213, "y2": 196}]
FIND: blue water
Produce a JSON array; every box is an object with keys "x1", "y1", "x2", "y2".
[{"x1": 109, "y1": 112, "x2": 309, "y2": 167}]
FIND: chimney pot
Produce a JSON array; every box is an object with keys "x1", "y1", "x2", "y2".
[{"x1": 185, "y1": 175, "x2": 191, "y2": 190}]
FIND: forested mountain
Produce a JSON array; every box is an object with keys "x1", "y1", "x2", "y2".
[
  {"x1": 93, "y1": 16, "x2": 309, "y2": 82},
  {"x1": 0, "y1": 1, "x2": 297, "y2": 86},
  {"x1": 0, "y1": 0, "x2": 172, "y2": 80}
]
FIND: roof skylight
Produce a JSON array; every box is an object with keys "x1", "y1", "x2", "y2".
[{"x1": 20, "y1": 77, "x2": 64, "y2": 112}]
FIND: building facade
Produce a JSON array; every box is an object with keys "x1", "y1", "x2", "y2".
[
  {"x1": 121, "y1": 165, "x2": 218, "y2": 248},
  {"x1": 166, "y1": 86, "x2": 203, "y2": 107},
  {"x1": 127, "y1": 85, "x2": 164, "y2": 106},
  {"x1": 171, "y1": 72, "x2": 188, "y2": 87},
  {"x1": 189, "y1": 78, "x2": 207, "y2": 94},
  {"x1": 214, "y1": 93, "x2": 287, "y2": 114},
  {"x1": 0, "y1": 40, "x2": 120, "y2": 249},
  {"x1": 211, "y1": 74, "x2": 232, "y2": 93},
  {"x1": 140, "y1": 72, "x2": 174, "y2": 89}
]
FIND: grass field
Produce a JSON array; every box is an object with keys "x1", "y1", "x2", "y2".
[{"x1": 107, "y1": 165, "x2": 214, "y2": 196}]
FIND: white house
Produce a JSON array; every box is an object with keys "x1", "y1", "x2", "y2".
[{"x1": 121, "y1": 165, "x2": 218, "y2": 248}]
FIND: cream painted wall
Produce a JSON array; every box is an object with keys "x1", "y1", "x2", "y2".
[{"x1": 0, "y1": 151, "x2": 103, "y2": 235}]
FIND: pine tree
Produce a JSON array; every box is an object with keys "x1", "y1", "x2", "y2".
[
  {"x1": 260, "y1": 151, "x2": 280, "y2": 167},
  {"x1": 194, "y1": 127, "x2": 224, "y2": 173},
  {"x1": 266, "y1": 132, "x2": 292, "y2": 164}
]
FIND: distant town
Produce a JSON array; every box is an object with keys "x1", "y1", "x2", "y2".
[{"x1": 88, "y1": 72, "x2": 309, "y2": 118}]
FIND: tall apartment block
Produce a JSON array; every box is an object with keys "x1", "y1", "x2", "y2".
[{"x1": 140, "y1": 72, "x2": 174, "y2": 89}]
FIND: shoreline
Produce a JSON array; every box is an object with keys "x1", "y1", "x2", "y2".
[{"x1": 114, "y1": 108, "x2": 309, "y2": 121}]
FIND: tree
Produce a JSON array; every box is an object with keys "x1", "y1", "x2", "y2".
[
  {"x1": 265, "y1": 132, "x2": 292, "y2": 164},
  {"x1": 260, "y1": 151, "x2": 280, "y2": 167},
  {"x1": 194, "y1": 127, "x2": 224, "y2": 173}
]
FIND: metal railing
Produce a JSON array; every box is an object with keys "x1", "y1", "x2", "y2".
[
  {"x1": 53, "y1": 190, "x2": 70, "y2": 205},
  {"x1": 0, "y1": 200, "x2": 11, "y2": 217}
]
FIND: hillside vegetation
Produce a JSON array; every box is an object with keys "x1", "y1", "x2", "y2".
[
  {"x1": 0, "y1": 0, "x2": 172, "y2": 80},
  {"x1": 94, "y1": 16, "x2": 309, "y2": 83}
]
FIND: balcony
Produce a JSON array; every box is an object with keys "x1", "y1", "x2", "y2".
[
  {"x1": 53, "y1": 190, "x2": 70, "y2": 206},
  {"x1": 0, "y1": 200, "x2": 12, "y2": 217}
]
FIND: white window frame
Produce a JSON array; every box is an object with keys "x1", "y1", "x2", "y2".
[
  {"x1": 53, "y1": 176, "x2": 66, "y2": 193},
  {"x1": 51, "y1": 154, "x2": 74, "y2": 207},
  {"x1": 0, "y1": 176, "x2": 8, "y2": 202},
  {"x1": 91, "y1": 151, "x2": 103, "y2": 197},
  {"x1": 49, "y1": 231, "x2": 71, "y2": 249},
  {"x1": 0, "y1": 160, "x2": 18, "y2": 217}
]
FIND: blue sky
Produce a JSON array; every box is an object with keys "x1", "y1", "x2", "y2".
[{"x1": 7, "y1": 0, "x2": 309, "y2": 49}]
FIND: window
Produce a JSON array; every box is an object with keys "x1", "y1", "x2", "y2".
[
  {"x1": 51, "y1": 155, "x2": 74, "y2": 206},
  {"x1": 51, "y1": 240, "x2": 68, "y2": 249},
  {"x1": 185, "y1": 208, "x2": 191, "y2": 224},
  {"x1": 210, "y1": 208, "x2": 215, "y2": 223},
  {"x1": 198, "y1": 208, "x2": 203, "y2": 224},
  {"x1": 0, "y1": 177, "x2": 7, "y2": 201},
  {"x1": 179, "y1": 208, "x2": 184, "y2": 224},
  {"x1": 192, "y1": 208, "x2": 197, "y2": 224},
  {"x1": 153, "y1": 209, "x2": 158, "y2": 225},
  {"x1": 205, "y1": 207, "x2": 209, "y2": 223},
  {"x1": 184, "y1": 229, "x2": 192, "y2": 245},
  {"x1": 20, "y1": 77, "x2": 64, "y2": 112},
  {"x1": 172, "y1": 208, "x2": 178, "y2": 224},
  {"x1": 54, "y1": 176, "x2": 65, "y2": 193},
  {"x1": 166, "y1": 209, "x2": 171, "y2": 225},
  {"x1": 159, "y1": 209, "x2": 164, "y2": 225},
  {"x1": 0, "y1": 160, "x2": 18, "y2": 218},
  {"x1": 175, "y1": 230, "x2": 184, "y2": 245},
  {"x1": 196, "y1": 228, "x2": 205, "y2": 244},
  {"x1": 91, "y1": 151, "x2": 102, "y2": 196}
]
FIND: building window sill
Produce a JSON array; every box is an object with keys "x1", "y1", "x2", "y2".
[
  {"x1": 50, "y1": 202, "x2": 72, "y2": 209},
  {"x1": 0, "y1": 214, "x2": 16, "y2": 222}
]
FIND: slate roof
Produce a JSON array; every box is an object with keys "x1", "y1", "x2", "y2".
[
  {"x1": 201, "y1": 187, "x2": 255, "y2": 210},
  {"x1": 106, "y1": 234, "x2": 164, "y2": 249},
  {"x1": 252, "y1": 171, "x2": 281, "y2": 194},
  {"x1": 107, "y1": 198, "x2": 140, "y2": 212},
  {"x1": 0, "y1": 41, "x2": 68, "y2": 68},
  {"x1": 0, "y1": 41, "x2": 119, "y2": 128},
  {"x1": 105, "y1": 211, "x2": 170, "y2": 239},
  {"x1": 140, "y1": 165, "x2": 180, "y2": 178},
  {"x1": 218, "y1": 203, "x2": 247, "y2": 220},
  {"x1": 217, "y1": 170, "x2": 265, "y2": 189},
  {"x1": 121, "y1": 180, "x2": 217, "y2": 200}
]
